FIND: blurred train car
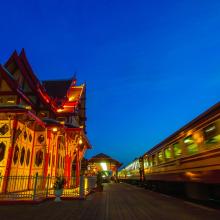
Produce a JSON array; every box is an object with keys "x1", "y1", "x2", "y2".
[
  {"x1": 120, "y1": 102, "x2": 220, "y2": 201},
  {"x1": 118, "y1": 159, "x2": 141, "y2": 185}
]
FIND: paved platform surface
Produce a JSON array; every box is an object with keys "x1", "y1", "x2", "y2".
[{"x1": 1, "y1": 182, "x2": 220, "y2": 220}]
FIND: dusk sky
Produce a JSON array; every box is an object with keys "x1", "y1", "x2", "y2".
[{"x1": 1, "y1": 0, "x2": 220, "y2": 166}]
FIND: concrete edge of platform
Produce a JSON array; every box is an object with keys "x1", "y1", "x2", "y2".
[
  {"x1": 0, "y1": 199, "x2": 46, "y2": 205},
  {"x1": 0, "y1": 190, "x2": 97, "y2": 205}
]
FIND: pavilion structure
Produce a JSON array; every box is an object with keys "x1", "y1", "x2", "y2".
[
  {"x1": 0, "y1": 49, "x2": 91, "y2": 197},
  {"x1": 87, "y1": 153, "x2": 122, "y2": 177}
]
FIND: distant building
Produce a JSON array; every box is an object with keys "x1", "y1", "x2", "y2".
[
  {"x1": 87, "y1": 153, "x2": 122, "y2": 177},
  {"x1": 0, "y1": 49, "x2": 91, "y2": 193}
]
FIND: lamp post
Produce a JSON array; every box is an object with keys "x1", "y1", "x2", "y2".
[{"x1": 76, "y1": 137, "x2": 83, "y2": 186}]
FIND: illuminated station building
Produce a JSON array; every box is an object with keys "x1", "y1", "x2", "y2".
[
  {"x1": 0, "y1": 49, "x2": 91, "y2": 192},
  {"x1": 87, "y1": 153, "x2": 122, "y2": 178}
]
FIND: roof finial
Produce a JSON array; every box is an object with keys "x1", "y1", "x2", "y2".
[{"x1": 72, "y1": 72, "x2": 77, "y2": 86}]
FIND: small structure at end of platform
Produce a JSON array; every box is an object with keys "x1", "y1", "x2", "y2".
[{"x1": 87, "y1": 153, "x2": 122, "y2": 182}]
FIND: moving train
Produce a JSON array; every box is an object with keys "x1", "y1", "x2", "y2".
[{"x1": 119, "y1": 102, "x2": 220, "y2": 200}]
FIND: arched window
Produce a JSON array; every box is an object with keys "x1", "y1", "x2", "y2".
[
  {"x1": 13, "y1": 145, "x2": 19, "y2": 164},
  {"x1": 0, "y1": 142, "x2": 6, "y2": 162},
  {"x1": 20, "y1": 147, "x2": 25, "y2": 165},
  {"x1": 26, "y1": 149, "x2": 30, "y2": 166},
  {"x1": 35, "y1": 150, "x2": 43, "y2": 167}
]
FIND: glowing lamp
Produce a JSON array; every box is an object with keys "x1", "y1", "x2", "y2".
[
  {"x1": 79, "y1": 138, "x2": 83, "y2": 145},
  {"x1": 25, "y1": 105, "x2": 32, "y2": 110},
  {"x1": 100, "y1": 162, "x2": 107, "y2": 171},
  {"x1": 52, "y1": 127, "x2": 58, "y2": 132},
  {"x1": 68, "y1": 96, "x2": 75, "y2": 101},
  {"x1": 7, "y1": 100, "x2": 15, "y2": 104}
]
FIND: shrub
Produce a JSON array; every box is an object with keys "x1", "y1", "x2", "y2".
[{"x1": 53, "y1": 176, "x2": 66, "y2": 190}]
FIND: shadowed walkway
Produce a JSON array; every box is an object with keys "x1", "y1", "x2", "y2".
[{"x1": 1, "y1": 183, "x2": 220, "y2": 220}]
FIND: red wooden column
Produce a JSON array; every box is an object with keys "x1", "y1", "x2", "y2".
[
  {"x1": 27, "y1": 121, "x2": 36, "y2": 189},
  {"x1": 55, "y1": 134, "x2": 60, "y2": 177},
  {"x1": 65, "y1": 155, "x2": 71, "y2": 187},
  {"x1": 43, "y1": 129, "x2": 51, "y2": 178},
  {"x1": 64, "y1": 136, "x2": 70, "y2": 179},
  {"x1": 75, "y1": 148, "x2": 80, "y2": 187},
  {"x1": 2, "y1": 119, "x2": 18, "y2": 192}
]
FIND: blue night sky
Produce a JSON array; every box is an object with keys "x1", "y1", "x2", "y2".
[{"x1": 1, "y1": 0, "x2": 220, "y2": 166}]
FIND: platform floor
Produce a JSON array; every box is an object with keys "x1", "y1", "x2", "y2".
[{"x1": 1, "y1": 182, "x2": 220, "y2": 220}]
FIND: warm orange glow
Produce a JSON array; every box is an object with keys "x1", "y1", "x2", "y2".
[
  {"x1": 68, "y1": 96, "x2": 75, "y2": 101},
  {"x1": 79, "y1": 139, "x2": 83, "y2": 145},
  {"x1": 7, "y1": 100, "x2": 15, "y2": 104},
  {"x1": 193, "y1": 133, "x2": 204, "y2": 144},
  {"x1": 186, "y1": 172, "x2": 196, "y2": 177},
  {"x1": 186, "y1": 130, "x2": 193, "y2": 136},
  {"x1": 57, "y1": 108, "x2": 63, "y2": 112},
  {"x1": 25, "y1": 105, "x2": 32, "y2": 110},
  {"x1": 52, "y1": 127, "x2": 58, "y2": 132},
  {"x1": 185, "y1": 172, "x2": 200, "y2": 180}
]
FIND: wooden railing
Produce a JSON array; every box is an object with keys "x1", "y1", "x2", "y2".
[{"x1": 0, "y1": 175, "x2": 97, "y2": 201}]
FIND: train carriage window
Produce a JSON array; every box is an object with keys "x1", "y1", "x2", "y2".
[
  {"x1": 148, "y1": 157, "x2": 152, "y2": 167},
  {"x1": 144, "y1": 157, "x2": 149, "y2": 168},
  {"x1": 203, "y1": 123, "x2": 220, "y2": 144},
  {"x1": 165, "y1": 147, "x2": 172, "y2": 159},
  {"x1": 173, "y1": 142, "x2": 182, "y2": 157},
  {"x1": 184, "y1": 135, "x2": 198, "y2": 154},
  {"x1": 158, "y1": 151, "x2": 163, "y2": 163},
  {"x1": 152, "y1": 154, "x2": 157, "y2": 166}
]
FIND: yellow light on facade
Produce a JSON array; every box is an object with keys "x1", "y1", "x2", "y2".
[
  {"x1": 79, "y1": 138, "x2": 83, "y2": 145},
  {"x1": 25, "y1": 105, "x2": 32, "y2": 110},
  {"x1": 68, "y1": 96, "x2": 75, "y2": 101},
  {"x1": 7, "y1": 100, "x2": 15, "y2": 104},
  {"x1": 52, "y1": 127, "x2": 58, "y2": 132},
  {"x1": 57, "y1": 109, "x2": 63, "y2": 113},
  {"x1": 100, "y1": 162, "x2": 107, "y2": 171}
]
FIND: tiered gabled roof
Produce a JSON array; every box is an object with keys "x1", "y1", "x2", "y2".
[
  {"x1": 1, "y1": 49, "x2": 85, "y2": 115},
  {"x1": 0, "y1": 48, "x2": 92, "y2": 149},
  {"x1": 2, "y1": 49, "x2": 57, "y2": 111},
  {"x1": 42, "y1": 79, "x2": 72, "y2": 100},
  {"x1": 88, "y1": 153, "x2": 122, "y2": 167}
]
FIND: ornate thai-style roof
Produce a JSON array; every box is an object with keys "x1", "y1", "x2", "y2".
[
  {"x1": 91, "y1": 153, "x2": 111, "y2": 159},
  {"x1": 3, "y1": 49, "x2": 57, "y2": 111},
  {"x1": 0, "y1": 49, "x2": 89, "y2": 141},
  {"x1": 88, "y1": 153, "x2": 122, "y2": 167},
  {"x1": 42, "y1": 79, "x2": 72, "y2": 100},
  {"x1": 42, "y1": 118, "x2": 62, "y2": 126}
]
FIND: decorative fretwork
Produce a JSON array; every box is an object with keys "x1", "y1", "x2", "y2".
[
  {"x1": 37, "y1": 135, "x2": 45, "y2": 144},
  {"x1": 0, "y1": 142, "x2": 6, "y2": 162},
  {"x1": 35, "y1": 150, "x2": 43, "y2": 167},
  {"x1": 0, "y1": 124, "x2": 9, "y2": 135},
  {"x1": 23, "y1": 131, "x2": 27, "y2": 140},
  {"x1": 14, "y1": 128, "x2": 22, "y2": 142},
  {"x1": 13, "y1": 145, "x2": 19, "y2": 164},
  {"x1": 29, "y1": 134, "x2": 32, "y2": 143},
  {"x1": 26, "y1": 149, "x2": 30, "y2": 166},
  {"x1": 20, "y1": 147, "x2": 25, "y2": 165},
  {"x1": 52, "y1": 154, "x2": 55, "y2": 167},
  {"x1": 49, "y1": 153, "x2": 51, "y2": 166}
]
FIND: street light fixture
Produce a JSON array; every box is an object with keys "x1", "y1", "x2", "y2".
[{"x1": 78, "y1": 138, "x2": 83, "y2": 145}]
